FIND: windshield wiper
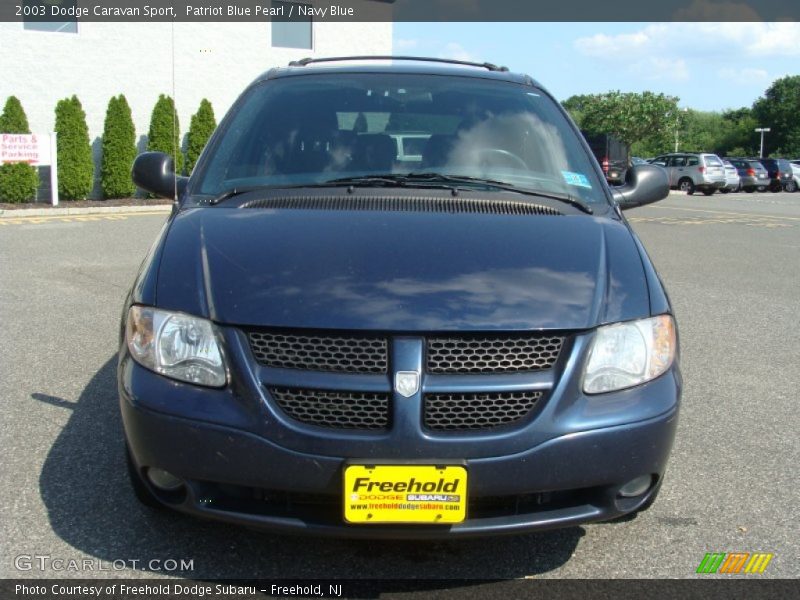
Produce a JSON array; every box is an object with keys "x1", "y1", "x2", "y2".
[
  {"x1": 406, "y1": 173, "x2": 594, "y2": 214},
  {"x1": 321, "y1": 174, "x2": 458, "y2": 192},
  {"x1": 209, "y1": 177, "x2": 453, "y2": 205},
  {"x1": 209, "y1": 185, "x2": 274, "y2": 205},
  {"x1": 209, "y1": 174, "x2": 593, "y2": 214}
]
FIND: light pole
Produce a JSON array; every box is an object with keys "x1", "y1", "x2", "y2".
[{"x1": 755, "y1": 127, "x2": 770, "y2": 158}]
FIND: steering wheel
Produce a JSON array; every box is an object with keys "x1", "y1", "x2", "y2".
[{"x1": 476, "y1": 148, "x2": 528, "y2": 170}]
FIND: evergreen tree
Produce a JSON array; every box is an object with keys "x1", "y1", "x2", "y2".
[
  {"x1": 186, "y1": 99, "x2": 216, "y2": 173},
  {"x1": 54, "y1": 95, "x2": 94, "y2": 200},
  {"x1": 0, "y1": 96, "x2": 39, "y2": 203},
  {"x1": 101, "y1": 95, "x2": 137, "y2": 198},
  {"x1": 147, "y1": 94, "x2": 184, "y2": 174}
]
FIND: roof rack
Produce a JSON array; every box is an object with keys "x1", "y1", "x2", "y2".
[{"x1": 287, "y1": 55, "x2": 509, "y2": 72}]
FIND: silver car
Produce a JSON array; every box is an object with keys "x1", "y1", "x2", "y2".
[
  {"x1": 720, "y1": 160, "x2": 741, "y2": 193},
  {"x1": 649, "y1": 153, "x2": 727, "y2": 196},
  {"x1": 789, "y1": 163, "x2": 799, "y2": 193}
]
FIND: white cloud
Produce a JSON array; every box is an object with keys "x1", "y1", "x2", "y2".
[
  {"x1": 575, "y1": 22, "x2": 800, "y2": 61},
  {"x1": 718, "y1": 67, "x2": 770, "y2": 83},
  {"x1": 573, "y1": 22, "x2": 800, "y2": 86},
  {"x1": 633, "y1": 57, "x2": 690, "y2": 82},
  {"x1": 438, "y1": 42, "x2": 479, "y2": 63}
]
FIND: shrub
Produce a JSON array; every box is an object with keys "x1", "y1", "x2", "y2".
[
  {"x1": 186, "y1": 99, "x2": 216, "y2": 173},
  {"x1": 101, "y1": 95, "x2": 137, "y2": 199},
  {"x1": 54, "y1": 96, "x2": 94, "y2": 200},
  {"x1": 147, "y1": 94, "x2": 184, "y2": 174},
  {"x1": 0, "y1": 163, "x2": 40, "y2": 203},
  {"x1": 0, "y1": 96, "x2": 39, "y2": 203}
]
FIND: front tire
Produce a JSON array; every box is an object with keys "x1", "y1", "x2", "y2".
[
  {"x1": 785, "y1": 180, "x2": 797, "y2": 193},
  {"x1": 678, "y1": 178, "x2": 695, "y2": 195}
]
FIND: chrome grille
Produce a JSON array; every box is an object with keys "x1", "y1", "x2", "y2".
[
  {"x1": 427, "y1": 334, "x2": 563, "y2": 373},
  {"x1": 269, "y1": 387, "x2": 390, "y2": 430},
  {"x1": 249, "y1": 331, "x2": 388, "y2": 374},
  {"x1": 424, "y1": 391, "x2": 543, "y2": 431}
]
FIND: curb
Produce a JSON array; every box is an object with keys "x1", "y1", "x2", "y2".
[{"x1": 0, "y1": 204, "x2": 173, "y2": 218}]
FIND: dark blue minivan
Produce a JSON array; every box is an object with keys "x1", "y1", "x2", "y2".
[{"x1": 120, "y1": 57, "x2": 680, "y2": 538}]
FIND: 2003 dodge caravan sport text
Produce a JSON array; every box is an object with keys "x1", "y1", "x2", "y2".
[{"x1": 119, "y1": 56, "x2": 681, "y2": 538}]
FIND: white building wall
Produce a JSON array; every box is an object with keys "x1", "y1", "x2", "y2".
[{"x1": 0, "y1": 18, "x2": 392, "y2": 195}]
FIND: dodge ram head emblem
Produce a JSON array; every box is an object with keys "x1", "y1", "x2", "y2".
[{"x1": 395, "y1": 371, "x2": 420, "y2": 397}]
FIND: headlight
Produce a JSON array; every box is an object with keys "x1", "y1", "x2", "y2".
[
  {"x1": 125, "y1": 306, "x2": 227, "y2": 387},
  {"x1": 583, "y1": 315, "x2": 676, "y2": 394}
]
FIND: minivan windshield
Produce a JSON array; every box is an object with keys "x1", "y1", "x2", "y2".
[{"x1": 194, "y1": 73, "x2": 606, "y2": 205}]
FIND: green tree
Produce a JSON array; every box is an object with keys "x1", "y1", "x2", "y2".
[
  {"x1": 718, "y1": 108, "x2": 758, "y2": 157},
  {"x1": 186, "y1": 98, "x2": 216, "y2": 173},
  {"x1": 54, "y1": 95, "x2": 94, "y2": 200},
  {"x1": 0, "y1": 96, "x2": 39, "y2": 203},
  {"x1": 147, "y1": 94, "x2": 184, "y2": 174},
  {"x1": 752, "y1": 75, "x2": 800, "y2": 157},
  {"x1": 100, "y1": 95, "x2": 137, "y2": 199},
  {"x1": 578, "y1": 91, "x2": 680, "y2": 154},
  {"x1": 561, "y1": 94, "x2": 594, "y2": 129}
]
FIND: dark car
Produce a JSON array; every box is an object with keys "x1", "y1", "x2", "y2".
[
  {"x1": 757, "y1": 158, "x2": 794, "y2": 192},
  {"x1": 121, "y1": 57, "x2": 679, "y2": 538},
  {"x1": 727, "y1": 158, "x2": 770, "y2": 192},
  {"x1": 582, "y1": 132, "x2": 628, "y2": 185}
]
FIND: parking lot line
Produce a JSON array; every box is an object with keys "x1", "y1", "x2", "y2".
[
  {"x1": 651, "y1": 205, "x2": 800, "y2": 222},
  {"x1": 0, "y1": 210, "x2": 168, "y2": 226}
]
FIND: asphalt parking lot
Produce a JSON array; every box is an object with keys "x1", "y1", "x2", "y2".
[{"x1": 0, "y1": 190, "x2": 798, "y2": 582}]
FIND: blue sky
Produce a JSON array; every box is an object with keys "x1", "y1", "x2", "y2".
[{"x1": 393, "y1": 22, "x2": 799, "y2": 112}]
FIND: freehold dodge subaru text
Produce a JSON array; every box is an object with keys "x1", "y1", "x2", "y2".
[{"x1": 119, "y1": 56, "x2": 681, "y2": 538}]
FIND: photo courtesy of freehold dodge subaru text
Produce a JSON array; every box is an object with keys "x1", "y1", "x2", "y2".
[{"x1": 119, "y1": 56, "x2": 681, "y2": 538}]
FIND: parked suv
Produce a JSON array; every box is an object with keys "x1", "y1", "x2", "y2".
[
  {"x1": 758, "y1": 158, "x2": 794, "y2": 192},
  {"x1": 121, "y1": 57, "x2": 678, "y2": 538},
  {"x1": 649, "y1": 152, "x2": 726, "y2": 195},
  {"x1": 726, "y1": 158, "x2": 769, "y2": 192}
]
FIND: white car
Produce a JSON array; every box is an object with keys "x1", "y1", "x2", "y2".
[
  {"x1": 789, "y1": 163, "x2": 799, "y2": 193},
  {"x1": 720, "y1": 160, "x2": 741, "y2": 193}
]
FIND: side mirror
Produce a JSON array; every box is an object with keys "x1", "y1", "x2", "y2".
[
  {"x1": 131, "y1": 152, "x2": 188, "y2": 199},
  {"x1": 612, "y1": 164, "x2": 669, "y2": 210}
]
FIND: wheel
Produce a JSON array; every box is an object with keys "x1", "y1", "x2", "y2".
[
  {"x1": 126, "y1": 445, "x2": 164, "y2": 509},
  {"x1": 678, "y1": 178, "x2": 695, "y2": 195},
  {"x1": 785, "y1": 180, "x2": 797, "y2": 193},
  {"x1": 702, "y1": 189, "x2": 715, "y2": 196}
]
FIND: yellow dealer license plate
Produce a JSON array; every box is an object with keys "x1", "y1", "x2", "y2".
[{"x1": 344, "y1": 464, "x2": 467, "y2": 524}]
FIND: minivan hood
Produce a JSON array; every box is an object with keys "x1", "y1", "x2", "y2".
[{"x1": 155, "y1": 206, "x2": 650, "y2": 331}]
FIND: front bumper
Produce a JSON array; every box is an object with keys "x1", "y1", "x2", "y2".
[{"x1": 120, "y1": 337, "x2": 681, "y2": 538}]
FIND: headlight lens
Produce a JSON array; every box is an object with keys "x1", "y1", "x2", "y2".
[
  {"x1": 125, "y1": 306, "x2": 227, "y2": 387},
  {"x1": 583, "y1": 315, "x2": 676, "y2": 394}
]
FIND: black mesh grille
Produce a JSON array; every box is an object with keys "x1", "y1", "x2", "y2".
[
  {"x1": 424, "y1": 391, "x2": 543, "y2": 431},
  {"x1": 249, "y1": 331, "x2": 388, "y2": 374},
  {"x1": 270, "y1": 387, "x2": 390, "y2": 430},
  {"x1": 427, "y1": 335, "x2": 563, "y2": 373}
]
